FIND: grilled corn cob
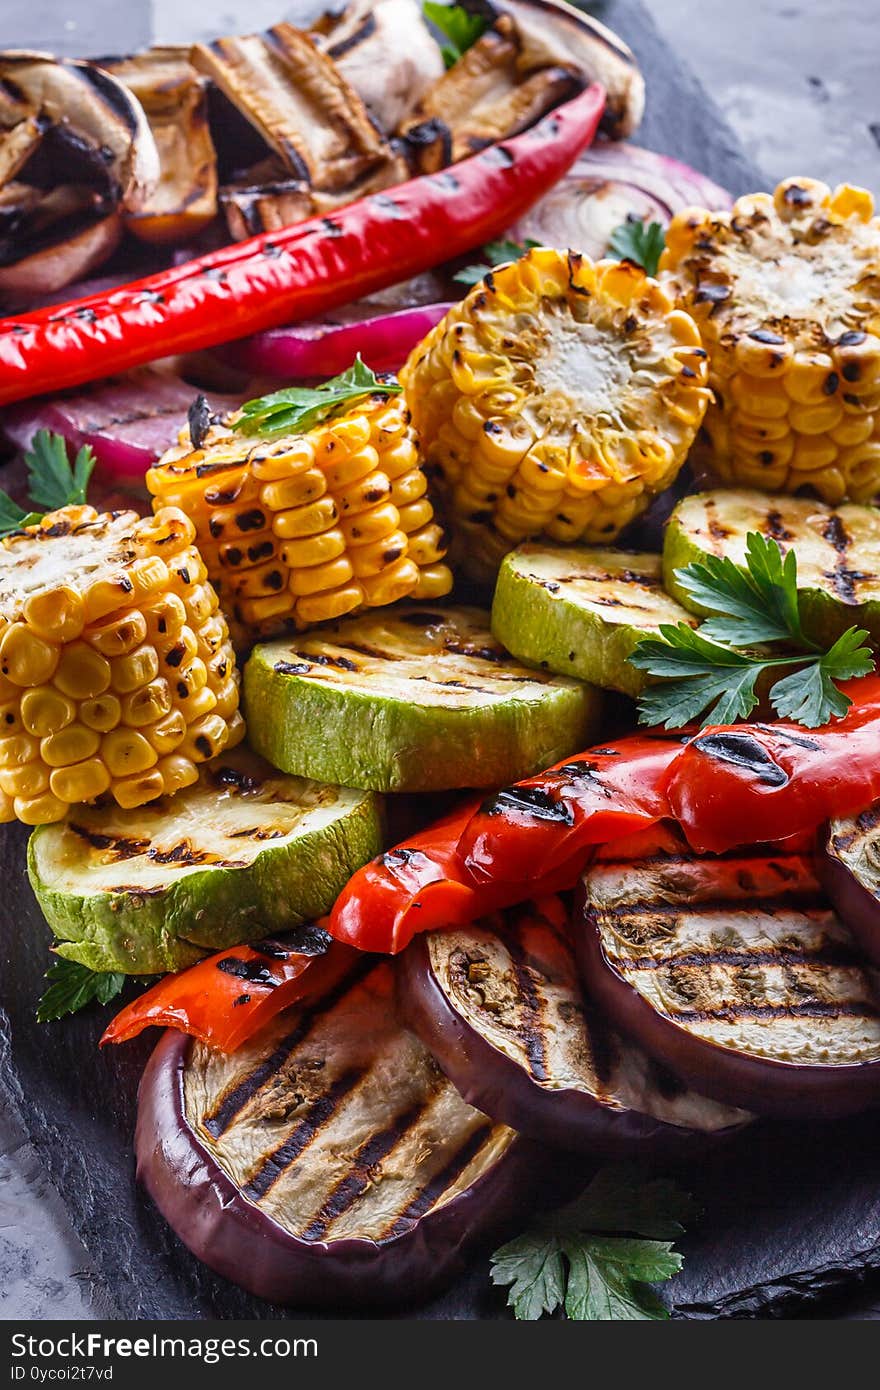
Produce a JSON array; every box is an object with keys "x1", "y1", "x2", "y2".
[
  {"x1": 0, "y1": 505, "x2": 243, "y2": 825},
  {"x1": 399, "y1": 246, "x2": 710, "y2": 581},
  {"x1": 662, "y1": 177, "x2": 880, "y2": 503},
  {"x1": 146, "y1": 395, "x2": 452, "y2": 643}
]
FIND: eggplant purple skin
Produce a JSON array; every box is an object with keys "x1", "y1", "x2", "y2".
[
  {"x1": 136, "y1": 1029, "x2": 541, "y2": 1310},
  {"x1": 397, "y1": 933, "x2": 747, "y2": 1159},
  {"x1": 572, "y1": 882, "x2": 880, "y2": 1121},
  {"x1": 817, "y1": 824, "x2": 880, "y2": 969}
]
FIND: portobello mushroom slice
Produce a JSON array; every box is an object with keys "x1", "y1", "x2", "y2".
[
  {"x1": 312, "y1": 0, "x2": 445, "y2": 131},
  {"x1": 576, "y1": 823, "x2": 880, "y2": 1118},
  {"x1": 100, "y1": 50, "x2": 217, "y2": 245},
  {"x1": 136, "y1": 959, "x2": 535, "y2": 1307},
  {"x1": 28, "y1": 746, "x2": 383, "y2": 974},
  {"x1": 243, "y1": 604, "x2": 600, "y2": 793},
  {"x1": 399, "y1": 899, "x2": 751, "y2": 1156},
  {"x1": 821, "y1": 804, "x2": 880, "y2": 967}
]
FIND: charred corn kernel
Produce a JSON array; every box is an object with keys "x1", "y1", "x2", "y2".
[
  {"x1": 0, "y1": 761, "x2": 49, "y2": 799},
  {"x1": 360, "y1": 557, "x2": 421, "y2": 606},
  {"x1": 349, "y1": 531, "x2": 409, "y2": 578},
  {"x1": 0, "y1": 505, "x2": 240, "y2": 823},
  {"x1": 14, "y1": 790, "x2": 67, "y2": 825},
  {"x1": 53, "y1": 643, "x2": 111, "y2": 700},
  {"x1": 0, "y1": 788, "x2": 13, "y2": 822},
  {"x1": 86, "y1": 609, "x2": 148, "y2": 658},
  {"x1": 146, "y1": 708, "x2": 187, "y2": 755},
  {"x1": 401, "y1": 248, "x2": 708, "y2": 580},
  {"x1": 20, "y1": 689, "x2": 75, "y2": 738},
  {"x1": 79, "y1": 694, "x2": 121, "y2": 733},
  {"x1": 180, "y1": 712, "x2": 230, "y2": 762},
  {"x1": 148, "y1": 395, "x2": 450, "y2": 639},
  {"x1": 0, "y1": 625, "x2": 59, "y2": 686},
  {"x1": 23, "y1": 586, "x2": 85, "y2": 643},
  {"x1": 40, "y1": 724, "x2": 101, "y2": 768},
  {"x1": 113, "y1": 768, "x2": 166, "y2": 810},
  {"x1": 412, "y1": 564, "x2": 456, "y2": 599},
  {"x1": 49, "y1": 757, "x2": 111, "y2": 804},
  {"x1": 102, "y1": 728, "x2": 157, "y2": 777},
  {"x1": 663, "y1": 176, "x2": 880, "y2": 500},
  {"x1": 156, "y1": 753, "x2": 199, "y2": 796}
]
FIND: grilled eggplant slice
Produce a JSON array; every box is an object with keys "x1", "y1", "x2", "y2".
[
  {"x1": 243, "y1": 605, "x2": 600, "y2": 793},
  {"x1": 664, "y1": 489, "x2": 880, "y2": 646},
  {"x1": 312, "y1": 0, "x2": 445, "y2": 131},
  {"x1": 576, "y1": 824, "x2": 880, "y2": 1118},
  {"x1": 399, "y1": 900, "x2": 750, "y2": 1155},
  {"x1": 821, "y1": 804, "x2": 880, "y2": 968},
  {"x1": 28, "y1": 747, "x2": 382, "y2": 974},
  {"x1": 136, "y1": 959, "x2": 535, "y2": 1307},
  {"x1": 491, "y1": 544, "x2": 698, "y2": 697}
]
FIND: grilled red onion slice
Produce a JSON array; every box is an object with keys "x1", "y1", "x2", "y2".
[
  {"x1": 398, "y1": 901, "x2": 750, "y2": 1157},
  {"x1": 820, "y1": 804, "x2": 880, "y2": 968},
  {"x1": 575, "y1": 825, "x2": 880, "y2": 1119},
  {"x1": 136, "y1": 959, "x2": 537, "y2": 1308},
  {"x1": 512, "y1": 141, "x2": 731, "y2": 259},
  {"x1": 218, "y1": 302, "x2": 453, "y2": 379},
  {"x1": 2, "y1": 368, "x2": 240, "y2": 483}
]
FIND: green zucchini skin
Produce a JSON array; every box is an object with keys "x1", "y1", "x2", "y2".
[
  {"x1": 243, "y1": 606, "x2": 600, "y2": 793},
  {"x1": 491, "y1": 544, "x2": 697, "y2": 697},
  {"x1": 27, "y1": 750, "x2": 383, "y2": 975},
  {"x1": 664, "y1": 489, "x2": 880, "y2": 647}
]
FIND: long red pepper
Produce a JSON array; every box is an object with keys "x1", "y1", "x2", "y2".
[{"x1": 0, "y1": 85, "x2": 605, "y2": 405}]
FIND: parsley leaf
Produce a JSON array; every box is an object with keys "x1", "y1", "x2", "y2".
[
  {"x1": 491, "y1": 1166, "x2": 694, "y2": 1321},
  {"x1": 37, "y1": 959, "x2": 125, "y2": 1023},
  {"x1": 632, "y1": 531, "x2": 875, "y2": 730},
  {"x1": 608, "y1": 216, "x2": 666, "y2": 276},
  {"x1": 453, "y1": 237, "x2": 541, "y2": 287},
  {"x1": 423, "y1": 2, "x2": 488, "y2": 67},
  {"x1": 0, "y1": 430, "x2": 96, "y2": 538},
  {"x1": 234, "y1": 356, "x2": 401, "y2": 438}
]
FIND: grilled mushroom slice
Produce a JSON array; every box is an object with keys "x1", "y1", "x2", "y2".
[
  {"x1": 576, "y1": 824, "x2": 880, "y2": 1118},
  {"x1": 820, "y1": 804, "x2": 880, "y2": 968},
  {"x1": 218, "y1": 152, "x2": 408, "y2": 241},
  {"x1": 100, "y1": 49, "x2": 217, "y2": 245},
  {"x1": 0, "y1": 113, "x2": 47, "y2": 187},
  {"x1": 136, "y1": 958, "x2": 536, "y2": 1307},
  {"x1": 0, "y1": 179, "x2": 122, "y2": 296},
  {"x1": 399, "y1": 900, "x2": 751, "y2": 1156},
  {"x1": 312, "y1": 0, "x2": 445, "y2": 131}
]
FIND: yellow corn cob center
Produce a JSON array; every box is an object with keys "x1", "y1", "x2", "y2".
[
  {"x1": 662, "y1": 177, "x2": 880, "y2": 503},
  {"x1": 399, "y1": 246, "x2": 710, "y2": 580},
  {"x1": 146, "y1": 396, "x2": 452, "y2": 643},
  {"x1": 0, "y1": 505, "x2": 243, "y2": 825}
]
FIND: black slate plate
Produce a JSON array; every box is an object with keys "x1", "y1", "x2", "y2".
[{"x1": 5, "y1": 0, "x2": 877, "y2": 1323}]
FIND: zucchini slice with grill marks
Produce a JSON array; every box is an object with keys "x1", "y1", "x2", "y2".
[
  {"x1": 820, "y1": 803, "x2": 880, "y2": 967},
  {"x1": 136, "y1": 957, "x2": 536, "y2": 1308},
  {"x1": 576, "y1": 823, "x2": 880, "y2": 1118},
  {"x1": 664, "y1": 489, "x2": 880, "y2": 646},
  {"x1": 28, "y1": 746, "x2": 382, "y2": 974},
  {"x1": 399, "y1": 899, "x2": 750, "y2": 1155},
  {"x1": 243, "y1": 605, "x2": 601, "y2": 793},
  {"x1": 491, "y1": 544, "x2": 698, "y2": 696}
]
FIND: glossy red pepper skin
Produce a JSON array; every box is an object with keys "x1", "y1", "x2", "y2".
[
  {"x1": 329, "y1": 798, "x2": 586, "y2": 955},
  {"x1": 101, "y1": 928, "x2": 354, "y2": 1053},
  {"x1": 457, "y1": 734, "x2": 683, "y2": 884},
  {"x1": 668, "y1": 675, "x2": 880, "y2": 853},
  {"x1": 0, "y1": 85, "x2": 605, "y2": 406}
]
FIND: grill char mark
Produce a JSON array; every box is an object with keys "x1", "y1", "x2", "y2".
[
  {"x1": 667, "y1": 1000, "x2": 880, "y2": 1024},
  {"x1": 504, "y1": 931, "x2": 550, "y2": 1082},
  {"x1": 241, "y1": 1068, "x2": 364, "y2": 1201},
  {"x1": 379, "y1": 1123, "x2": 495, "y2": 1240}
]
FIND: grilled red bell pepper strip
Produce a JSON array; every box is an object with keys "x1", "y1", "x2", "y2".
[
  {"x1": 328, "y1": 798, "x2": 588, "y2": 955},
  {"x1": 458, "y1": 733, "x2": 684, "y2": 884},
  {"x1": 101, "y1": 926, "x2": 355, "y2": 1053},
  {"x1": 667, "y1": 675, "x2": 880, "y2": 853},
  {"x1": 0, "y1": 85, "x2": 605, "y2": 406}
]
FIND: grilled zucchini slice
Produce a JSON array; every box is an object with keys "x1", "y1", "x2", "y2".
[
  {"x1": 243, "y1": 605, "x2": 600, "y2": 792},
  {"x1": 491, "y1": 544, "x2": 698, "y2": 697},
  {"x1": 664, "y1": 489, "x2": 880, "y2": 645},
  {"x1": 28, "y1": 746, "x2": 382, "y2": 974},
  {"x1": 577, "y1": 823, "x2": 880, "y2": 1118}
]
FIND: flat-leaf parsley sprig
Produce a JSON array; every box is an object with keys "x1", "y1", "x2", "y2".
[
  {"x1": 632, "y1": 531, "x2": 875, "y2": 730},
  {"x1": 233, "y1": 355, "x2": 401, "y2": 438},
  {"x1": 490, "y1": 1166, "x2": 696, "y2": 1321},
  {"x1": 608, "y1": 217, "x2": 666, "y2": 276},
  {"x1": 0, "y1": 430, "x2": 96, "y2": 539}
]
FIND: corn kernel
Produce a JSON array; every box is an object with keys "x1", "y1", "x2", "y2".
[
  {"x1": 50, "y1": 757, "x2": 111, "y2": 804},
  {"x1": 295, "y1": 585, "x2": 363, "y2": 625},
  {"x1": 14, "y1": 790, "x2": 68, "y2": 825},
  {"x1": 0, "y1": 762, "x2": 49, "y2": 799},
  {"x1": 79, "y1": 694, "x2": 122, "y2": 733},
  {"x1": 110, "y1": 643, "x2": 160, "y2": 694},
  {"x1": 0, "y1": 624, "x2": 60, "y2": 686},
  {"x1": 113, "y1": 769, "x2": 165, "y2": 810},
  {"x1": 41, "y1": 724, "x2": 101, "y2": 768},
  {"x1": 86, "y1": 609, "x2": 148, "y2": 658},
  {"x1": 0, "y1": 732, "x2": 39, "y2": 769},
  {"x1": 146, "y1": 709, "x2": 187, "y2": 755},
  {"x1": 53, "y1": 643, "x2": 111, "y2": 700},
  {"x1": 180, "y1": 712, "x2": 229, "y2": 761},
  {"x1": 20, "y1": 688, "x2": 76, "y2": 738},
  {"x1": 121, "y1": 678, "x2": 173, "y2": 728},
  {"x1": 23, "y1": 586, "x2": 85, "y2": 643},
  {"x1": 156, "y1": 754, "x2": 199, "y2": 796}
]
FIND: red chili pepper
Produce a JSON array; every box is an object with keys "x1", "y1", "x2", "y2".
[
  {"x1": 457, "y1": 733, "x2": 683, "y2": 884},
  {"x1": 0, "y1": 85, "x2": 605, "y2": 406},
  {"x1": 101, "y1": 928, "x2": 355, "y2": 1053},
  {"x1": 667, "y1": 675, "x2": 880, "y2": 853},
  {"x1": 328, "y1": 798, "x2": 587, "y2": 955}
]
